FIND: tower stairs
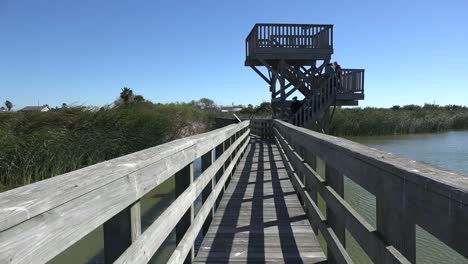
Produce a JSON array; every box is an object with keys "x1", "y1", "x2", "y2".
[{"x1": 245, "y1": 23, "x2": 364, "y2": 132}]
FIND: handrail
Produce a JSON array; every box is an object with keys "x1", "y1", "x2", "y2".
[
  {"x1": 288, "y1": 68, "x2": 365, "y2": 128},
  {"x1": 250, "y1": 118, "x2": 273, "y2": 139},
  {"x1": 289, "y1": 73, "x2": 337, "y2": 128},
  {"x1": 273, "y1": 120, "x2": 468, "y2": 263},
  {"x1": 339, "y1": 69, "x2": 365, "y2": 93},
  {"x1": 116, "y1": 126, "x2": 250, "y2": 263},
  {"x1": 246, "y1": 24, "x2": 333, "y2": 57},
  {"x1": 0, "y1": 121, "x2": 250, "y2": 263}
]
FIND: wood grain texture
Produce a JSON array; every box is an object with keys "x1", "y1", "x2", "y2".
[
  {"x1": 275, "y1": 127, "x2": 411, "y2": 263},
  {"x1": 194, "y1": 136, "x2": 326, "y2": 263},
  {"x1": 167, "y1": 137, "x2": 250, "y2": 264},
  {"x1": 0, "y1": 122, "x2": 249, "y2": 233},
  {"x1": 274, "y1": 120, "x2": 468, "y2": 204},
  {"x1": 274, "y1": 120, "x2": 468, "y2": 259},
  {"x1": 114, "y1": 132, "x2": 250, "y2": 264},
  {"x1": 0, "y1": 123, "x2": 249, "y2": 264}
]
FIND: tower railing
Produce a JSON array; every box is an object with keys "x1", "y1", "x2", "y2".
[
  {"x1": 246, "y1": 24, "x2": 333, "y2": 58},
  {"x1": 339, "y1": 69, "x2": 365, "y2": 94}
]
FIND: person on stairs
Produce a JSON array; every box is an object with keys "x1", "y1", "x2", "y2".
[
  {"x1": 291, "y1": 96, "x2": 302, "y2": 114},
  {"x1": 325, "y1": 62, "x2": 335, "y2": 75},
  {"x1": 334, "y1": 61, "x2": 343, "y2": 89},
  {"x1": 325, "y1": 62, "x2": 336, "y2": 90},
  {"x1": 290, "y1": 96, "x2": 303, "y2": 126}
]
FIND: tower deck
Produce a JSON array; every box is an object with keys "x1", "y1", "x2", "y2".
[{"x1": 245, "y1": 23, "x2": 333, "y2": 67}]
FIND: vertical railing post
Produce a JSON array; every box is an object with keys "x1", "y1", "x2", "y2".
[
  {"x1": 215, "y1": 142, "x2": 225, "y2": 209},
  {"x1": 303, "y1": 149, "x2": 318, "y2": 234},
  {"x1": 325, "y1": 164, "x2": 345, "y2": 263},
  {"x1": 201, "y1": 150, "x2": 214, "y2": 236},
  {"x1": 377, "y1": 187, "x2": 416, "y2": 262},
  {"x1": 279, "y1": 61, "x2": 286, "y2": 118},
  {"x1": 227, "y1": 135, "x2": 234, "y2": 185},
  {"x1": 103, "y1": 201, "x2": 141, "y2": 263},
  {"x1": 175, "y1": 163, "x2": 195, "y2": 264}
]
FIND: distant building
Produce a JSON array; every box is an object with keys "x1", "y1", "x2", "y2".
[
  {"x1": 19, "y1": 105, "x2": 50, "y2": 112},
  {"x1": 220, "y1": 106, "x2": 243, "y2": 113}
]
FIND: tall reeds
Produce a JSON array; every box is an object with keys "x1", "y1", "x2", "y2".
[
  {"x1": 0, "y1": 103, "x2": 209, "y2": 191},
  {"x1": 330, "y1": 105, "x2": 468, "y2": 136}
]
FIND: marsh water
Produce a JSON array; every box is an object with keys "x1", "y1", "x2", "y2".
[{"x1": 50, "y1": 131, "x2": 468, "y2": 263}]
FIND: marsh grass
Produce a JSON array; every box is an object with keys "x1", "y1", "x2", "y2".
[
  {"x1": 0, "y1": 103, "x2": 209, "y2": 191},
  {"x1": 330, "y1": 105, "x2": 468, "y2": 136}
]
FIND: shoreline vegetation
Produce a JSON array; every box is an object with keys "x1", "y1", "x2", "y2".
[
  {"x1": 0, "y1": 90, "x2": 214, "y2": 191},
  {"x1": 2, "y1": 95, "x2": 467, "y2": 192},
  {"x1": 330, "y1": 104, "x2": 468, "y2": 136},
  {"x1": 238, "y1": 102, "x2": 468, "y2": 136}
]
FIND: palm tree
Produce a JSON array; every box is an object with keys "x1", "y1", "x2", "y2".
[
  {"x1": 4, "y1": 100, "x2": 13, "y2": 111},
  {"x1": 120, "y1": 87, "x2": 134, "y2": 105}
]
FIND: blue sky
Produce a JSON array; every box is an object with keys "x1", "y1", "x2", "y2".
[{"x1": 1, "y1": 0, "x2": 467, "y2": 109}]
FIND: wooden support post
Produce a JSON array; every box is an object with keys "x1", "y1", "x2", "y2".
[
  {"x1": 201, "y1": 150, "x2": 214, "y2": 236},
  {"x1": 377, "y1": 192, "x2": 416, "y2": 262},
  {"x1": 215, "y1": 142, "x2": 225, "y2": 209},
  {"x1": 226, "y1": 136, "x2": 234, "y2": 186},
  {"x1": 303, "y1": 151, "x2": 318, "y2": 234},
  {"x1": 279, "y1": 61, "x2": 286, "y2": 119},
  {"x1": 103, "y1": 201, "x2": 141, "y2": 263},
  {"x1": 271, "y1": 75, "x2": 277, "y2": 118},
  {"x1": 175, "y1": 163, "x2": 194, "y2": 264},
  {"x1": 325, "y1": 164, "x2": 345, "y2": 263},
  {"x1": 130, "y1": 202, "x2": 141, "y2": 242}
]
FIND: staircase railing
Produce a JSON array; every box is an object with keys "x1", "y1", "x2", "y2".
[
  {"x1": 290, "y1": 73, "x2": 337, "y2": 128},
  {"x1": 289, "y1": 68, "x2": 365, "y2": 128}
]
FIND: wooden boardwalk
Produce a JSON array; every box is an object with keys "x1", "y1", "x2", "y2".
[{"x1": 194, "y1": 137, "x2": 326, "y2": 263}]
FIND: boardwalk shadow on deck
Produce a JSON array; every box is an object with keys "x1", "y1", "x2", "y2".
[
  {"x1": 199, "y1": 137, "x2": 322, "y2": 263},
  {"x1": 203, "y1": 138, "x2": 258, "y2": 262}
]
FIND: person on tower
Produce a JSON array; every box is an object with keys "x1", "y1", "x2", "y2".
[
  {"x1": 334, "y1": 61, "x2": 343, "y2": 89},
  {"x1": 290, "y1": 96, "x2": 302, "y2": 115},
  {"x1": 334, "y1": 61, "x2": 342, "y2": 80}
]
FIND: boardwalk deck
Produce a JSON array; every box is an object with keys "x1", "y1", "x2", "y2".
[{"x1": 194, "y1": 137, "x2": 326, "y2": 263}]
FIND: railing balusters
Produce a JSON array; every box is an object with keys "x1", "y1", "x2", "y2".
[
  {"x1": 246, "y1": 24, "x2": 334, "y2": 52},
  {"x1": 103, "y1": 201, "x2": 141, "y2": 263},
  {"x1": 325, "y1": 165, "x2": 346, "y2": 263},
  {"x1": 201, "y1": 150, "x2": 214, "y2": 236},
  {"x1": 175, "y1": 163, "x2": 195, "y2": 264}
]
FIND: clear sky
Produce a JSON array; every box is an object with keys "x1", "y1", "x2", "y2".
[{"x1": 1, "y1": 0, "x2": 467, "y2": 109}]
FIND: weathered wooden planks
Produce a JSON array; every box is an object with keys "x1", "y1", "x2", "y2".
[
  {"x1": 0, "y1": 122, "x2": 249, "y2": 264},
  {"x1": 194, "y1": 137, "x2": 326, "y2": 263},
  {"x1": 274, "y1": 119, "x2": 468, "y2": 261},
  {"x1": 115, "y1": 132, "x2": 250, "y2": 264}
]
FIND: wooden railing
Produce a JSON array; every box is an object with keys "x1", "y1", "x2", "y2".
[
  {"x1": 289, "y1": 69, "x2": 365, "y2": 128},
  {"x1": 290, "y1": 73, "x2": 337, "y2": 128},
  {"x1": 250, "y1": 118, "x2": 273, "y2": 139},
  {"x1": 246, "y1": 23, "x2": 333, "y2": 57},
  {"x1": 0, "y1": 121, "x2": 250, "y2": 264},
  {"x1": 339, "y1": 69, "x2": 365, "y2": 94},
  {"x1": 273, "y1": 120, "x2": 468, "y2": 263}
]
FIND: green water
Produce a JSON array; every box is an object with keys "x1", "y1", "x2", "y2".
[{"x1": 341, "y1": 131, "x2": 468, "y2": 263}]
